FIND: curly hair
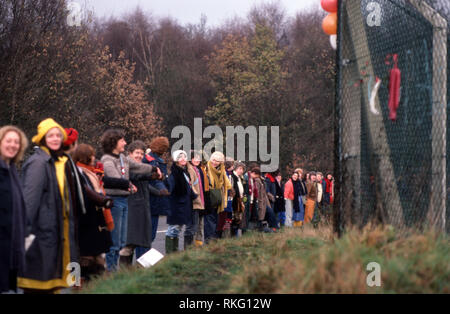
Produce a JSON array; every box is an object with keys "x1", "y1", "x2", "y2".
[
  {"x1": 0, "y1": 125, "x2": 29, "y2": 165},
  {"x1": 101, "y1": 129, "x2": 125, "y2": 155},
  {"x1": 149, "y1": 136, "x2": 169, "y2": 156}
]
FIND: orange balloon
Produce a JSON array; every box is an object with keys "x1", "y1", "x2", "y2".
[
  {"x1": 321, "y1": 0, "x2": 338, "y2": 13},
  {"x1": 322, "y1": 13, "x2": 337, "y2": 35}
]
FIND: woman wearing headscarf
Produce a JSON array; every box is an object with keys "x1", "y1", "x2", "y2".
[
  {"x1": 0, "y1": 126, "x2": 28, "y2": 293},
  {"x1": 17, "y1": 118, "x2": 79, "y2": 294},
  {"x1": 165, "y1": 150, "x2": 196, "y2": 253},
  {"x1": 203, "y1": 151, "x2": 232, "y2": 244}
]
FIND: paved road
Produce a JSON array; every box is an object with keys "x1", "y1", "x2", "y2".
[
  {"x1": 145, "y1": 215, "x2": 185, "y2": 256},
  {"x1": 152, "y1": 215, "x2": 169, "y2": 254}
]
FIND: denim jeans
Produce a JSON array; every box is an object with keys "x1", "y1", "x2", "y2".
[
  {"x1": 293, "y1": 196, "x2": 305, "y2": 222},
  {"x1": 277, "y1": 211, "x2": 286, "y2": 226},
  {"x1": 185, "y1": 210, "x2": 198, "y2": 237},
  {"x1": 166, "y1": 224, "x2": 184, "y2": 238},
  {"x1": 106, "y1": 196, "x2": 128, "y2": 271},
  {"x1": 151, "y1": 215, "x2": 159, "y2": 242},
  {"x1": 204, "y1": 210, "x2": 218, "y2": 243},
  {"x1": 194, "y1": 211, "x2": 204, "y2": 242}
]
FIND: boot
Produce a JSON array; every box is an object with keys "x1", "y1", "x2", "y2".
[
  {"x1": 257, "y1": 221, "x2": 273, "y2": 233},
  {"x1": 165, "y1": 236, "x2": 179, "y2": 254},
  {"x1": 184, "y1": 235, "x2": 194, "y2": 250},
  {"x1": 119, "y1": 255, "x2": 133, "y2": 267}
]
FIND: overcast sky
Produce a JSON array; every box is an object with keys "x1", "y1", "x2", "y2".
[{"x1": 82, "y1": 0, "x2": 321, "y2": 25}]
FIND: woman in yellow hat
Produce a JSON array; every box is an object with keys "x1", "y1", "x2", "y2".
[{"x1": 17, "y1": 118, "x2": 78, "y2": 294}]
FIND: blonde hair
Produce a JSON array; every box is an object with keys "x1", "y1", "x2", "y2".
[{"x1": 0, "y1": 125, "x2": 29, "y2": 164}]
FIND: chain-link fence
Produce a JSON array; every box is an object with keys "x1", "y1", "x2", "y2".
[{"x1": 334, "y1": 0, "x2": 450, "y2": 235}]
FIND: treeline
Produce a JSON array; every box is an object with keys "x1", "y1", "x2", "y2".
[{"x1": 0, "y1": 0, "x2": 335, "y2": 173}]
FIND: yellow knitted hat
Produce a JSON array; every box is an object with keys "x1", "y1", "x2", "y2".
[{"x1": 32, "y1": 118, "x2": 67, "y2": 145}]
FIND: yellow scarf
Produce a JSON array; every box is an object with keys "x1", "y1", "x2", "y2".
[{"x1": 207, "y1": 161, "x2": 231, "y2": 213}]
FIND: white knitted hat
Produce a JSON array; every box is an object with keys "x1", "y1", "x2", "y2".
[{"x1": 172, "y1": 149, "x2": 187, "y2": 161}]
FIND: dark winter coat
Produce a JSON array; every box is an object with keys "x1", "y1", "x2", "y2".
[
  {"x1": 0, "y1": 159, "x2": 26, "y2": 292},
  {"x1": 126, "y1": 170, "x2": 157, "y2": 248},
  {"x1": 274, "y1": 180, "x2": 285, "y2": 213},
  {"x1": 143, "y1": 152, "x2": 170, "y2": 216},
  {"x1": 300, "y1": 179, "x2": 307, "y2": 196},
  {"x1": 166, "y1": 164, "x2": 195, "y2": 226},
  {"x1": 18, "y1": 148, "x2": 79, "y2": 283}
]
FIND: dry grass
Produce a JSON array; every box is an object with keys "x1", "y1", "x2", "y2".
[
  {"x1": 231, "y1": 224, "x2": 449, "y2": 294},
  {"x1": 83, "y1": 223, "x2": 449, "y2": 294}
]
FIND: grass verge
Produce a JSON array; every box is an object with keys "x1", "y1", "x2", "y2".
[{"x1": 81, "y1": 224, "x2": 449, "y2": 294}]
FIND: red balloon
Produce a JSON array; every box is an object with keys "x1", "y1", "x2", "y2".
[
  {"x1": 322, "y1": 13, "x2": 337, "y2": 35},
  {"x1": 321, "y1": 0, "x2": 338, "y2": 13}
]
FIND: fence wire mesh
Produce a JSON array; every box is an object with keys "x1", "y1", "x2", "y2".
[{"x1": 334, "y1": 0, "x2": 450, "y2": 234}]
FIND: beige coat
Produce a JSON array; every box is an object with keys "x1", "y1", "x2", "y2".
[{"x1": 187, "y1": 163, "x2": 204, "y2": 210}]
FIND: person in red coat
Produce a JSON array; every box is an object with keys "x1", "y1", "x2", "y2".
[{"x1": 324, "y1": 173, "x2": 334, "y2": 205}]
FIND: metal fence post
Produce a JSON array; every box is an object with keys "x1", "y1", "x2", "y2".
[{"x1": 409, "y1": 0, "x2": 447, "y2": 232}]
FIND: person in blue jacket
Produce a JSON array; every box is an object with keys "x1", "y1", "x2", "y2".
[{"x1": 165, "y1": 150, "x2": 196, "y2": 253}]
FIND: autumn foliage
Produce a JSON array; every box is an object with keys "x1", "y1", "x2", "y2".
[{"x1": 0, "y1": 0, "x2": 334, "y2": 172}]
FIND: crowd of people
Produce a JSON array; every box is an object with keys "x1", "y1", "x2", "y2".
[{"x1": 0, "y1": 118, "x2": 334, "y2": 294}]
